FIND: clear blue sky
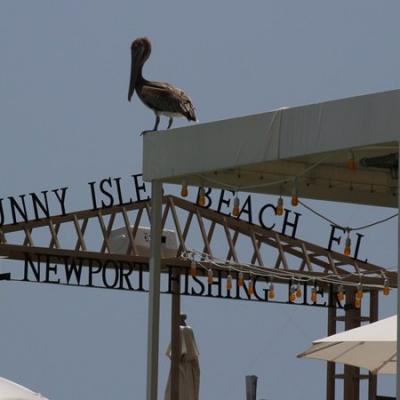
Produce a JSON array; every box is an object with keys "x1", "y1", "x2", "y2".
[{"x1": 1, "y1": 1, "x2": 400, "y2": 399}]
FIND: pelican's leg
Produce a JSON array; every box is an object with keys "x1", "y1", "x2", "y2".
[
  {"x1": 167, "y1": 117, "x2": 174, "y2": 130},
  {"x1": 141, "y1": 114, "x2": 160, "y2": 135},
  {"x1": 153, "y1": 114, "x2": 160, "y2": 131}
]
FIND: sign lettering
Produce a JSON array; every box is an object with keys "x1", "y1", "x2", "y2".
[
  {"x1": 0, "y1": 172, "x2": 366, "y2": 259},
  {"x1": 14, "y1": 254, "x2": 344, "y2": 308}
]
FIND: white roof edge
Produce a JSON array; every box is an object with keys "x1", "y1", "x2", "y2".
[{"x1": 143, "y1": 89, "x2": 400, "y2": 182}]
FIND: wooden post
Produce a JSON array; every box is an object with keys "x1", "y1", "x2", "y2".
[
  {"x1": 146, "y1": 181, "x2": 163, "y2": 400},
  {"x1": 170, "y1": 269, "x2": 181, "y2": 400},
  {"x1": 245, "y1": 375, "x2": 258, "y2": 400},
  {"x1": 368, "y1": 290, "x2": 379, "y2": 400},
  {"x1": 326, "y1": 300, "x2": 337, "y2": 400},
  {"x1": 344, "y1": 289, "x2": 361, "y2": 400}
]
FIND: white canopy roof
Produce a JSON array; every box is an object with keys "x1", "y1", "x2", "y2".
[
  {"x1": 298, "y1": 315, "x2": 397, "y2": 374},
  {"x1": 142, "y1": 89, "x2": 400, "y2": 399},
  {"x1": 143, "y1": 89, "x2": 400, "y2": 207},
  {"x1": 0, "y1": 377, "x2": 48, "y2": 399}
]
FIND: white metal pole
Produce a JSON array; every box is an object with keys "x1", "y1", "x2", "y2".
[
  {"x1": 146, "y1": 180, "x2": 163, "y2": 400},
  {"x1": 397, "y1": 141, "x2": 400, "y2": 399}
]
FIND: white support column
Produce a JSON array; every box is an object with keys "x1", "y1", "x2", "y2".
[
  {"x1": 146, "y1": 180, "x2": 163, "y2": 400},
  {"x1": 397, "y1": 141, "x2": 400, "y2": 400}
]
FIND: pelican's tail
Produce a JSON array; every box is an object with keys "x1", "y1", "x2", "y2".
[{"x1": 185, "y1": 105, "x2": 197, "y2": 122}]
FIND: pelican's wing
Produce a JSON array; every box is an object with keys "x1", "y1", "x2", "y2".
[{"x1": 141, "y1": 83, "x2": 197, "y2": 121}]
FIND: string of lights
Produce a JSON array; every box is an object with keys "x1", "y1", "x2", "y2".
[
  {"x1": 183, "y1": 249, "x2": 392, "y2": 288},
  {"x1": 298, "y1": 199, "x2": 398, "y2": 232},
  {"x1": 179, "y1": 147, "x2": 396, "y2": 310},
  {"x1": 181, "y1": 248, "x2": 392, "y2": 308}
]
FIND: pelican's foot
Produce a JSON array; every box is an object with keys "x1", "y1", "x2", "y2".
[{"x1": 140, "y1": 129, "x2": 157, "y2": 136}]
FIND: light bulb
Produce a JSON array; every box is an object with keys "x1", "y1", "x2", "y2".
[
  {"x1": 289, "y1": 286, "x2": 296, "y2": 302},
  {"x1": 198, "y1": 187, "x2": 206, "y2": 207},
  {"x1": 344, "y1": 234, "x2": 351, "y2": 256},
  {"x1": 311, "y1": 287, "x2": 317, "y2": 304},
  {"x1": 190, "y1": 260, "x2": 197, "y2": 277},
  {"x1": 238, "y1": 271, "x2": 244, "y2": 288},
  {"x1": 296, "y1": 282, "x2": 302, "y2": 298},
  {"x1": 337, "y1": 284, "x2": 345, "y2": 302},
  {"x1": 268, "y1": 282, "x2": 275, "y2": 300},
  {"x1": 248, "y1": 278, "x2": 254, "y2": 296},
  {"x1": 181, "y1": 181, "x2": 188, "y2": 197},
  {"x1": 275, "y1": 196, "x2": 284, "y2": 216},
  {"x1": 347, "y1": 151, "x2": 357, "y2": 170},
  {"x1": 354, "y1": 297, "x2": 361, "y2": 309},
  {"x1": 226, "y1": 273, "x2": 233, "y2": 290},
  {"x1": 383, "y1": 278, "x2": 390, "y2": 296},
  {"x1": 232, "y1": 195, "x2": 240, "y2": 217},
  {"x1": 207, "y1": 268, "x2": 213, "y2": 285},
  {"x1": 291, "y1": 181, "x2": 298, "y2": 207}
]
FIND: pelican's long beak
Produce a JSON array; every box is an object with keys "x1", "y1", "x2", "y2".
[{"x1": 128, "y1": 51, "x2": 138, "y2": 102}]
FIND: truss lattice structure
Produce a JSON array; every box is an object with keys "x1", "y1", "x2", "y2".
[{"x1": 0, "y1": 196, "x2": 395, "y2": 290}]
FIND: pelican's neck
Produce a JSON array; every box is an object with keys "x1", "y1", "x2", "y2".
[{"x1": 135, "y1": 59, "x2": 149, "y2": 89}]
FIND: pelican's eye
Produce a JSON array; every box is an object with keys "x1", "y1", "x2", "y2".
[{"x1": 131, "y1": 39, "x2": 145, "y2": 53}]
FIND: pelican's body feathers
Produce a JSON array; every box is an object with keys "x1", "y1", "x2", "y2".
[
  {"x1": 128, "y1": 37, "x2": 197, "y2": 132},
  {"x1": 138, "y1": 80, "x2": 197, "y2": 121}
]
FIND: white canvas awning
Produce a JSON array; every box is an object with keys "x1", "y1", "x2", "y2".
[
  {"x1": 298, "y1": 315, "x2": 397, "y2": 374},
  {"x1": 141, "y1": 89, "x2": 400, "y2": 400},
  {"x1": 0, "y1": 377, "x2": 48, "y2": 399},
  {"x1": 143, "y1": 89, "x2": 400, "y2": 207}
]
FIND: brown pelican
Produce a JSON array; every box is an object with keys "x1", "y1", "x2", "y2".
[{"x1": 128, "y1": 37, "x2": 197, "y2": 133}]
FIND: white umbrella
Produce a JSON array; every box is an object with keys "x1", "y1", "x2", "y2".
[
  {"x1": 164, "y1": 316, "x2": 200, "y2": 400},
  {"x1": 0, "y1": 376, "x2": 48, "y2": 399},
  {"x1": 297, "y1": 315, "x2": 397, "y2": 374}
]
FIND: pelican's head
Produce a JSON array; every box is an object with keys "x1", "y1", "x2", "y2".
[{"x1": 128, "y1": 37, "x2": 151, "y2": 101}]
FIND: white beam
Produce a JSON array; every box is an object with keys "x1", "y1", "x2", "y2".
[
  {"x1": 146, "y1": 181, "x2": 163, "y2": 400},
  {"x1": 143, "y1": 89, "x2": 400, "y2": 183}
]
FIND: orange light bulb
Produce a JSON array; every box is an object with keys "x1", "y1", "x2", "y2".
[
  {"x1": 238, "y1": 272, "x2": 244, "y2": 288},
  {"x1": 383, "y1": 278, "x2": 390, "y2": 296},
  {"x1": 296, "y1": 283, "x2": 302, "y2": 298},
  {"x1": 181, "y1": 181, "x2": 188, "y2": 197},
  {"x1": 291, "y1": 182, "x2": 299, "y2": 206},
  {"x1": 337, "y1": 285, "x2": 345, "y2": 302},
  {"x1": 268, "y1": 283, "x2": 275, "y2": 300},
  {"x1": 354, "y1": 297, "x2": 361, "y2": 309},
  {"x1": 311, "y1": 287, "x2": 317, "y2": 304},
  {"x1": 344, "y1": 236, "x2": 351, "y2": 256},
  {"x1": 198, "y1": 188, "x2": 206, "y2": 207},
  {"x1": 207, "y1": 269, "x2": 213, "y2": 284},
  {"x1": 276, "y1": 197, "x2": 284, "y2": 216},
  {"x1": 190, "y1": 260, "x2": 197, "y2": 277},
  {"x1": 248, "y1": 279, "x2": 254, "y2": 296},
  {"x1": 232, "y1": 195, "x2": 240, "y2": 217},
  {"x1": 289, "y1": 287, "x2": 296, "y2": 302},
  {"x1": 347, "y1": 152, "x2": 357, "y2": 170},
  {"x1": 226, "y1": 274, "x2": 233, "y2": 290}
]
